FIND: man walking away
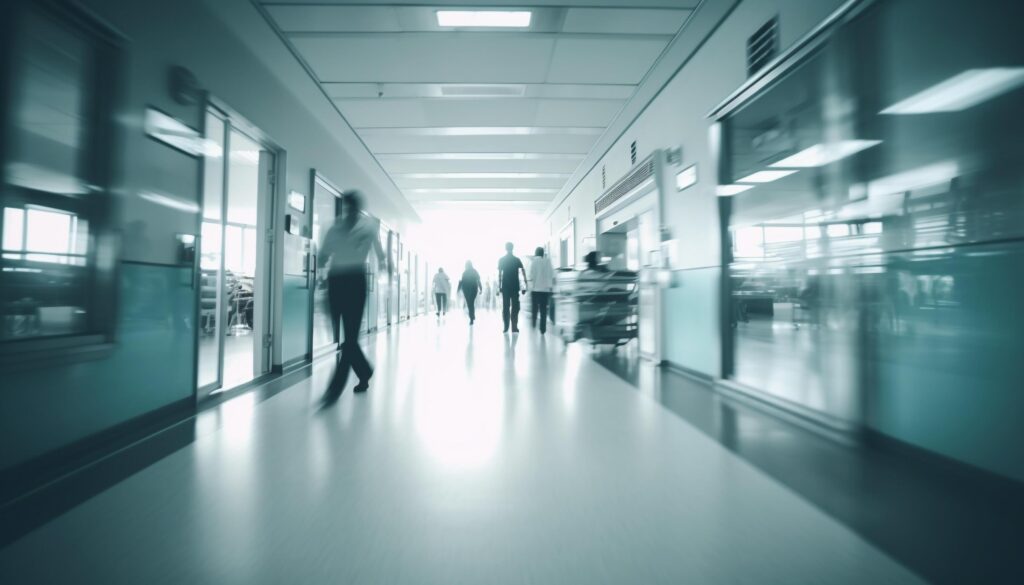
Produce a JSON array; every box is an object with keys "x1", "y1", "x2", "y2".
[
  {"x1": 433, "y1": 268, "x2": 450, "y2": 316},
  {"x1": 528, "y1": 246, "x2": 555, "y2": 334},
  {"x1": 498, "y1": 242, "x2": 527, "y2": 333},
  {"x1": 459, "y1": 261, "x2": 482, "y2": 325},
  {"x1": 318, "y1": 191, "x2": 385, "y2": 402}
]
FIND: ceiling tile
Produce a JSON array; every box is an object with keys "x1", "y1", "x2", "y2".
[
  {"x1": 291, "y1": 34, "x2": 556, "y2": 83},
  {"x1": 546, "y1": 37, "x2": 669, "y2": 84},
  {"x1": 266, "y1": 6, "x2": 401, "y2": 32},
  {"x1": 562, "y1": 8, "x2": 691, "y2": 35},
  {"x1": 359, "y1": 133, "x2": 600, "y2": 154}
]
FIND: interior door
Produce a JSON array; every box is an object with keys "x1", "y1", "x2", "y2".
[{"x1": 196, "y1": 108, "x2": 276, "y2": 398}]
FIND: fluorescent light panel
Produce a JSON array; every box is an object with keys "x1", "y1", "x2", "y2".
[
  {"x1": 716, "y1": 185, "x2": 754, "y2": 197},
  {"x1": 770, "y1": 140, "x2": 881, "y2": 168},
  {"x1": 881, "y1": 68, "x2": 1024, "y2": 114},
  {"x1": 436, "y1": 10, "x2": 532, "y2": 28},
  {"x1": 737, "y1": 169, "x2": 798, "y2": 183}
]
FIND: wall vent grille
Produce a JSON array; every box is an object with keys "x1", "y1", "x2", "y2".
[
  {"x1": 595, "y1": 157, "x2": 654, "y2": 215},
  {"x1": 747, "y1": 17, "x2": 779, "y2": 77},
  {"x1": 630, "y1": 141, "x2": 638, "y2": 165},
  {"x1": 601, "y1": 165, "x2": 607, "y2": 189}
]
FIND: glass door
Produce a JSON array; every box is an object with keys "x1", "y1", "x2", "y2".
[
  {"x1": 376, "y1": 226, "x2": 390, "y2": 330},
  {"x1": 311, "y1": 174, "x2": 340, "y2": 356},
  {"x1": 197, "y1": 107, "x2": 276, "y2": 398}
]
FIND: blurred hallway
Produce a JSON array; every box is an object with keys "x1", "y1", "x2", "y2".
[{"x1": 0, "y1": 312, "x2": 924, "y2": 584}]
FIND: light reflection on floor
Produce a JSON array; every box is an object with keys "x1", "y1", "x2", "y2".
[{"x1": 0, "y1": 312, "x2": 924, "y2": 585}]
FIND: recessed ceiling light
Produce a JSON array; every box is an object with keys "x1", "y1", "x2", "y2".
[
  {"x1": 716, "y1": 185, "x2": 754, "y2": 197},
  {"x1": 737, "y1": 169, "x2": 798, "y2": 183},
  {"x1": 769, "y1": 140, "x2": 881, "y2": 168},
  {"x1": 881, "y1": 68, "x2": 1024, "y2": 114},
  {"x1": 436, "y1": 10, "x2": 532, "y2": 28}
]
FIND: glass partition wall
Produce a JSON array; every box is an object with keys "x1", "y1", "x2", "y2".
[{"x1": 716, "y1": 0, "x2": 1024, "y2": 465}]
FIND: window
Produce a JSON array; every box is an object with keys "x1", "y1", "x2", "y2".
[{"x1": 1, "y1": 2, "x2": 121, "y2": 347}]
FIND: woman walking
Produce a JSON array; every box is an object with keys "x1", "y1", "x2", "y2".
[
  {"x1": 528, "y1": 247, "x2": 555, "y2": 334},
  {"x1": 458, "y1": 261, "x2": 483, "y2": 325},
  {"x1": 432, "y1": 268, "x2": 451, "y2": 316}
]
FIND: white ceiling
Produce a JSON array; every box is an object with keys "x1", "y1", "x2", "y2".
[{"x1": 257, "y1": 1, "x2": 701, "y2": 214}]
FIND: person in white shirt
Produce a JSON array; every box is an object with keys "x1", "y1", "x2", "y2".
[
  {"x1": 432, "y1": 268, "x2": 451, "y2": 316},
  {"x1": 317, "y1": 190, "x2": 385, "y2": 401},
  {"x1": 528, "y1": 246, "x2": 555, "y2": 334}
]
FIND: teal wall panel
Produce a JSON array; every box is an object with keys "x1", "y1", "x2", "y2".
[
  {"x1": 868, "y1": 243, "x2": 1024, "y2": 483},
  {"x1": 0, "y1": 263, "x2": 196, "y2": 470},
  {"x1": 662, "y1": 267, "x2": 720, "y2": 377},
  {"x1": 281, "y1": 275, "x2": 310, "y2": 364}
]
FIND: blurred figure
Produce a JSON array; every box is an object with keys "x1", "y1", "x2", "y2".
[
  {"x1": 498, "y1": 242, "x2": 527, "y2": 333},
  {"x1": 318, "y1": 191, "x2": 385, "y2": 401},
  {"x1": 583, "y1": 251, "x2": 608, "y2": 272},
  {"x1": 528, "y1": 247, "x2": 554, "y2": 334},
  {"x1": 433, "y1": 268, "x2": 450, "y2": 316},
  {"x1": 483, "y1": 280, "x2": 493, "y2": 309},
  {"x1": 458, "y1": 261, "x2": 483, "y2": 325}
]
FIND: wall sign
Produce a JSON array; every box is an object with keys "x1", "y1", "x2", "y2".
[
  {"x1": 287, "y1": 190, "x2": 306, "y2": 213},
  {"x1": 675, "y1": 164, "x2": 698, "y2": 192}
]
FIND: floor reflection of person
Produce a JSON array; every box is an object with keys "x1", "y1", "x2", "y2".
[
  {"x1": 458, "y1": 261, "x2": 482, "y2": 325},
  {"x1": 498, "y1": 242, "x2": 527, "y2": 333},
  {"x1": 318, "y1": 191, "x2": 385, "y2": 402},
  {"x1": 528, "y1": 247, "x2": 554, "y2": 334}
]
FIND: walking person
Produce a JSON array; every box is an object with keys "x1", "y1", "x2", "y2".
[
  {"x1": 318, "y1": 191, "x2": 385, "y2": 402},
  {"x1": 458, "y1": 261, "x2": 483, "y2": 325},
  {"x1": 498, "y1": 242, "x2": 527, "y2": 333},
  {"x1": 528, "y1": 247, "x2": 555, "y2": 334},
  {"x1": 433, "y1": 268, "x2": 451, "y2": 316}
]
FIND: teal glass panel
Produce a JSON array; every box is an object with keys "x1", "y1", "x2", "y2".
[
  {"x1": 662, "y1": 267, "x2": 720, "y2": 377},
  {"x1": 281, "y1": 274, "x2": 310, "y2": 364},
  {"x1": 0, "y1": 263, "x2": 196, "y2": 469}
]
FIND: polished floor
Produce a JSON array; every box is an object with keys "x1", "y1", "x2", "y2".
[{"x1": 0, "y1": 311, "x2": 926, "y2": 584}]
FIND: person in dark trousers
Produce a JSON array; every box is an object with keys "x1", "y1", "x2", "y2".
[
  {"x1": 458, "y1": 260, "x2": 483, "y2": 325},
  {"x1": 317, "y1": 191, "x2": 386, "y2": 402},
  {"x1": 528, "y1": 247, "x2": 554, "y2": 334},
  {"x1": 498, "y1": 242, "x2": 527, "y2": 333}
]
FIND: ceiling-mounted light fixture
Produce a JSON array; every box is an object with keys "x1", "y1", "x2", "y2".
[
  {"x1": 436, "y1": 10, "x2": 532, "y2": 28},
  {"x1": 881, "y1": 68, "x2": 1024, "y2": 114},
  {"x1": 716, "y1": 185, "x2": 754, "y2": 197},
  {"x1": 737, "y1": 169, "x2": 798, "y2": 183},
  {"x1": 770, "y1": 140, "x2": 881, "y2": 168}
]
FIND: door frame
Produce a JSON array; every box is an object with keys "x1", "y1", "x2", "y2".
[
  {"x1": 309, "y1": 169, "x2": 342, "y2": 358},
  {"x1": 195, "y1": 96, "x2": 283, "y2": 402}
]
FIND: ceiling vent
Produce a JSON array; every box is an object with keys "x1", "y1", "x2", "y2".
[
  {"x1": 595, "y1": 156, "x2": 654, "y2": 215},
  {"x1": 630, "y1": 141, "x2": 638, "y2": 165},
  {"x1": 747, "y1": 17, "x2": 779, "y2": 77},
  {"x1": 440, "y1": 84, "x2": 526, "y2": 97},
  {"x1": 601, "y1": 165, "x2": 607, "y2": 190}
]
